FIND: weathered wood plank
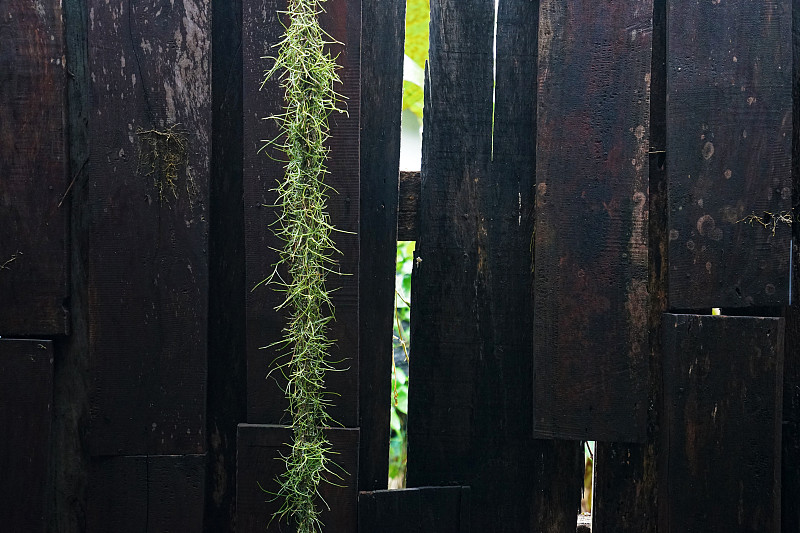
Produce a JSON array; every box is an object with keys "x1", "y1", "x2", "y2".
[
  {"x1": 660, "y1": 314, "x2": 783, "y2": 533},
  {"x1": 408, "y1": 1, "x2": 583, "y2": 530},
  {"x1": 358, "y1": 486, "x2": 470, "y2": 533},
  {"x1": 398, "y1": 171, "x2": 420, "y2": 241},
  {"x1": 87, "y1": 454, "x2": 205, "y2": 532},
  {"x1": 244, "y1": 0, "x2": 361, "y2": 428},
  {"x1": 592, "y1": 0, "x2": 666, "y2": 528},
  {"x1": 0, "y1": 0, "x2": 68, "y2": 335},
  {"x1": 206, "y1": 0, "x2": 246, "y2": 529},
  {"x1": 359, "y1": 0, "x2": 405, "y2": 491},
  {"x1": 784, "y1": 293, "x2": 800, "y2": 533},
  {"x1": 236, "y1": 424, "x2": 359, "y2": 532},
  {"x1": 784, "y1": 5, "x2": 800, "y2": 530},
  {"x1": 667, "y1": 0, "x2": 792, "y2": 308},
  {"x1": 0, "y1": 339, "x2": 54, "y2": 532},
  {"x1": 85, "y1": 0, "x2": 210, "y2": 456},
  {"x1": 534, "y1": 0, "x2": 652, "y2": 442}
]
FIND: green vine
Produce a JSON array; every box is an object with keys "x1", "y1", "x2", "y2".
[{"x1": 261, "y1": 0, "x2": 343, "y2": 531}]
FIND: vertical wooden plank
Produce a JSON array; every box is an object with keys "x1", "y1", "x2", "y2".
[
  {"x1": 660, "y1": 314, "x2": 783, "y2": 532},
  {"x1": 782, "y1": 4, "x2": 800, "y2": 529},
  {"x1": 236, "y1": 424, "x2": 359, "y2": 532},
  {"x1": 408, "y1": 0, "x2": 582, "y2": 530},
  {"x1": 593, "y1": 0, "x2": 666, "y2": 529},
  {"x1": 782, "y1": 300, "x2": 799, "y2": 533},
  {"x1": 243, "y1": 0, "x2": 361, "y2": 427},
  {"x1": 51, "y1": 1, "x2": 92, "y2": 529},
  {"x1": 359, "y1": 0, "x2": 405, "y2": 491},
  {"x1": 87, "y1": 454, "x2": 205, "y2": 532},
  {"x1": 0, "y1": 0, "x2": 68, "y2": 335},
  {"x1": 206, "y1": 0, "x2": 246, "y2": 529},
  {"x1": 0, "y1": 339, "x2": 54, "y2": 532},
  {"x1": 85, "y1": 0, "x2": 210, "y2": 456},
  {"x1": 667, "y1": 0, "x2": 792, "y2": 309},
  {"x1": 358, "y1": 487, "x2": 470, "y2": 533},
  {"x1": 534, "y1": 0, "x2": 652, "y2": 442}
]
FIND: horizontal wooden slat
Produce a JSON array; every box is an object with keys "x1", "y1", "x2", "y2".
[
  {"x1": 660, "y1": 313, "x2": 783, "y2": 532},
  {"x1": 236, "y1": 424, "x2": 359, "y2": 532},
  {"x1": 398, "y1": 171, "x2": 420, "y2": 241},
  {"x1": 666, "y1": 0, "x2": 792, "y2": 308},
  {"x1": 358, "y1": 486, "x2": 470, "y2": 533},
  {"x1": 0, "y1": 339, "x2": 54, "y2": 532}
]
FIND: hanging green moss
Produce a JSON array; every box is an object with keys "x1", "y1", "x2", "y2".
[{"x1": 261, "y1": 0, "x2": 343, "y2": 531}]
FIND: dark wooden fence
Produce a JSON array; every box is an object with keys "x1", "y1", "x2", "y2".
[{"x1": 1, "y1": 0, "x2": 798, "y2": 532}]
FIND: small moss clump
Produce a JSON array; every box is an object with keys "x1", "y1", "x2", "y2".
[
  {"x1": 136, "y1": 124, "x2": 189, "y2": 201},
  {"x1": 260, "y1": 0, "x2": 344, "y2": 531},
  {"x1": 738, "y1": 210, "x2": 793, "y2": 236}
]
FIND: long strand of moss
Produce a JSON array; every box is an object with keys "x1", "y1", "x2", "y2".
[{"x1": 262, "y1": 0, "x2": 342, "y2": 531}]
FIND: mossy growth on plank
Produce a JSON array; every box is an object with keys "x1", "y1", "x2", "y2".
[
  {"x1": 136, "y1": 124, "x2": 190, "y2": 202},
  {"x1": 259, "y1": 0, "x2": 346, "y2": 531}
]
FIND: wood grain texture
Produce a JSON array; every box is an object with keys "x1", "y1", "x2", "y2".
[
  {"x1": 592, "y1": 0, "x2": 665, "y2": 529},
  {"x1": 398, "y1": 171, "x2": 420, "y2": 241},
  {"x1": 358, "y1": 486, "x2": 470, "y2": 533},
  {"x1": 87, "y1": 454, "x2": 205, "y2": 532},
  {"x1": 667, "y1": 0, "x2": 792, "y2": 308},
  {"x1": 85, "y1": 0, "x2": 210, "y2": 456},
  {"x1": 408, "y1": 1, "x2": 583, "y2": 530},
  {"x1": 783, "y1": 4, "x2": 800, "y2": 528},
  {"x1": 0, "y1": 0, "x2": 68, "y2": 335},
  {"x1": 359, "y1": 0, "x2": 404, "y2": 491},
  {"x1": 0, "y1": 339, "x2": 54, "y2": 532},
  {"x1": 784, "y1": 293, "x2": 800, "y2": 533},
  {"x1": 244, "y1": 0, "x2": 361, "y2": 428},
  {"x1": 206, "y1": 0, "x2": 246, "y2": 529},
  {"x1": 236, "y1": 424, "x2": 359, "y2": 532},
  {"x1": 534, "y1": 0, "x2": 652, "y2": 442},
  {"x1": 660, "y1": 314, "x2": 784, "y2": 533}
]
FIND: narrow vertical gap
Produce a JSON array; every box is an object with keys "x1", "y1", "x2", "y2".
[
  {"x1": 390, "y1": 0, "x2": 430, "y2": 490},
  {"x1": 491, "y1": 0, "x2": 499, "y2": 161},
  {"x1": 389, "y1": 241, "x2": 414, "y2": 489}
]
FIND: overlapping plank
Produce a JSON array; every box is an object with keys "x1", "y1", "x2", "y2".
[
  {"x1": 243, "y1": 0, "x2": 361, "y2": 427},
  {"x1": 0, "y1": 0, "x2": 68, "y2": 335},
  {"x1": 0, "y1": 339, "x2": 53, "y2": 531},
  {"x1": 408, "y1": 0, "x2": 582, "y2": 529},
  {"x1": 534, "y1": 0, "x2": 652, "y2": 442},
  {"x1": 667, "y1": 0, "x2": 792, "y2": 308},
  {"x1": 87, "y1": 454, "x2": 205, "y2": 532},
  {"x1": 236, "y1": 424, "x2": 359, "y2": 532},
  {"x1": 592, "y1": 1, "x2": 666, "y2": 528},
  {"x1": 85, "y1": 0, "x2": 210, "y2": 456},
  {"x1": 359, "y1": 0, "x2": 405, "y2": 490},
  {"x1": 784, "y1": 4, "x2": 800, "y2": 529},
  {"x1": 358, "y1": 486, "x2": 469, "y2": 533},
  {"x1": 660, "y1": 314, "x2": 783, "y2": 532}
]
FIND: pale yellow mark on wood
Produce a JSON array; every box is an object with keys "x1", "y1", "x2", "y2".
[
  {"x1": 702, "y1": 141, "x2": 714, "y2": 160},
  {"x1": 724, "y1": 169, "x2": 732, "y2": 179}
]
